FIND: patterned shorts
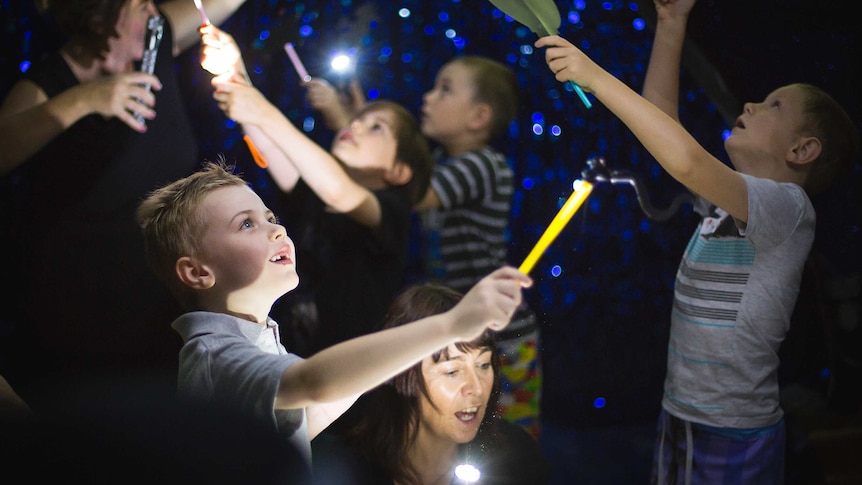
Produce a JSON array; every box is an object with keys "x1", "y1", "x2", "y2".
[{"x1": 651, "y1": 409, "x2": 786, "y2": 485}]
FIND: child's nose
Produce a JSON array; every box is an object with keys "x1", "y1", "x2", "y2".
[{"x1": 271, "y1": 224, "x2": 287, "y2": 241}]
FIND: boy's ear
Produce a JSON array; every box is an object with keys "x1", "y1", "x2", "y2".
[
  {"x1": 466, "y1": 102, "x2": 493, "y2": 131},
  {"x1": 786, "y1": 136, "x2": 822, "y2": 166},
  {"x1": 176, "y1": 256, "x2": 216, "y2": 290},
  {"x1": 384, "y1": 161, "x2": 413, "y2": 186}
]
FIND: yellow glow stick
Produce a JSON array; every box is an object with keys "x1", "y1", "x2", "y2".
[{"x1": 519, "y1": 179, "x2": 593, "y2": 275}]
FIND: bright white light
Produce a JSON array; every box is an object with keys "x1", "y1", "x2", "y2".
[
  {"x1": 331, "y1": 54, "x2": 351, "y2": 72},
  {"x1": 454, "y1": 464, "x2": 480, "y2": 483}
]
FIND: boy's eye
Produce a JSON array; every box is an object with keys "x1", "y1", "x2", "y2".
[
  {"x1": 268, "y1": 215, "x2": 279, "y2": 224},
  {"x1": 478, "y1": 362, "x2": 492, "y2": 371}
]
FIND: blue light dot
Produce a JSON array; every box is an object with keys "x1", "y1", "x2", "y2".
[
  {"x1": 445, "y1": 29, "x2": 456, "y2": 39},
  {"x1": 398, "y1": 8, "x2": 410, "y2": 18},
  {"x1": 402, "y1": 53, "x2": 414, "y2": 63},
  {"x1": 602, "y1": 2, "x2": 613, "y2": 10},
  {"x1": 19, "y1": 60, "x2": 31, "y2": 72},
  {"x1": 522, "y1": 178, "x2": 535, "y2": 190},
  {"x1": 259, "y1": 30, "x2": 270, "y2": 41},
  {"x1": 622, "y1": 229, "x2": 634, "y2": 241},
  {"x1": 453, "y1": 37, "x2": 466, "y2": 49},
  {"x1": 550, "y1": 125, "x2": 562, "y2": 137},
  {"x1": 302, "y1": 116, "x2": 315, "y2": 132},
  {"x1": 424, "y1": 25, "x2": 434, "y2": 35},
  {"x1": 551, "y1": 265, "x2": 562, "y2": 277},
  {"x1": 439, "y1": 12, "x2": 450, "y2": 22},
  {"x1": 722, "y1": 129, "x2": 732, "y2": 141},
  {"x1": 629, "y1": 2, "x2": 639, "y2": 11},
  {"x1": 367, "y1": 88, "x2": 380, "y2": 99},
  {"x1": 299, "y1": 25, "x2": 313, "y2": 37},
  {"x1": 820, "y1": 367, "x2": 831, "y2": 378},
  {"x1": 633, "y1": 18, "x2": 645, "y2": 31},
  {"x1": 532, "y1": 123, "x2": 544, "y2": 135},
  {"x1": 520, "y1": 44, "x2": 534, "y2": 55},
  {"x1": 567, "y1": 12, "x2": 581, "y2": 24},
  {"x1": 381, "y1": 47, "x2": 392, "y2": 56},
  {"x1": 531, "y1": 112, "x2": 544, "y2": 123},
  {"x1": 593, "y1": 397, "x2": 606, "y2": 408},
  {"x1": 575, "y1": 0, "x2": 587, "y2": 9},
  {"x1": 639, "y1": 219, "x2": 651, "y2": 232},
  {"x1": 225, "y1": 119, "x2": 237, "y2": 129}
]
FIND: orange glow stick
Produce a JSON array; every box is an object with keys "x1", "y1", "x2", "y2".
[
  {"x1": 519, "y1": 179, "x2": 593, "y2": 275},
  {"x1": 244, "y1": 135, "x2": 268, "y2": 168}
]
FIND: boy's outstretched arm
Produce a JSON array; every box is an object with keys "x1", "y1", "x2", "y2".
[
  {"x1": 535, "y1": 35, "x2": 748, "y2": 221},
  {"x1": 642, "y1": 0, "x2": 697, "y2": 120},
  {"x1": 213, "y1": 79, "x2": 385, "y2": 228},
  {"x1": 279, "y1": 266, "x2": 532, "y2": 435}
]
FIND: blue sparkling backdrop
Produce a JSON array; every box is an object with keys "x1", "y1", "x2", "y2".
[{"x1": 2, "y1": 0, "x2": 859, "y2": 432}]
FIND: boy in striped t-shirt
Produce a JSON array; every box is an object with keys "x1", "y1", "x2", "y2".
[{"x1": 415, "y1": 56, "x2": 543, "y2": 438}]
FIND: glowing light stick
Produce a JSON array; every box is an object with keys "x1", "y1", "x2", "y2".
[
  {"x1": 194, "y1": 1, "x2": 267, "y2": 169},
  {"x1": 193, "y1": 0, "x2": 211, "y2": 26},
  {"x1": 284, "y1": 43, "x2": 312, "y2": 82},
  {"x1": 518, "y1": 179, "x2": 593, "y2": 275}
]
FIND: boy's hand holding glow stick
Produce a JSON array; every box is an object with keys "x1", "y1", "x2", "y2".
[{"x1": 518, "y1": 179, "x2": 593, "y2": 275}]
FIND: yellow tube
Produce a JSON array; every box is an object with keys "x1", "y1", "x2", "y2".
[{"x1": 518, "y1": 179, "x2": 593, "y2": 275}]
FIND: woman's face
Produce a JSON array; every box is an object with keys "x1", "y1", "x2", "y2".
[
  {"x1": 418, "y1": 345, "x2": 495, "y2": 444},
  {"x1": 108, "y1": 0, "x2": 158, "y2": 63}
]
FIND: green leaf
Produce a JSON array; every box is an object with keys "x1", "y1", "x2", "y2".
[
  {"x1": 487, "y1": 0, "x2": 548, "y2": 36},
  {"x1": 524, "y1": 0, "x2": 562, "y2": 36},
  {"x1": 488, "y1": 0, "x2": 561, "y2": 36}
]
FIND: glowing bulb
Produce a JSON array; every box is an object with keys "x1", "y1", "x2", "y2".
[
  {"x1": 331, "y1": 54, "x2": 351, "y2": 72},
  {"x1": 454, "y1": 464, "x2": 480, "y2": 483}
]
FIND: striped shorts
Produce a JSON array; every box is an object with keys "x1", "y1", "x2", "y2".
[{"x1": 651, "y1": 409, "x2": 785, "y2": 485}]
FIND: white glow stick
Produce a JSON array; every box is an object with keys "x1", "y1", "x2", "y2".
[
  {"x1": 284, "y1": 43, "x2": 312, "y2": 82},
  {"x1": 193, "y1": 0, "x2": 210, "y2": 26}
]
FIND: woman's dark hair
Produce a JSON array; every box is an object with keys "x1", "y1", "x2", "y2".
[
  {"x1": 343, "y1": 283, "x2": 500, "y2": 484},
  {"x1": 38, "y1": 0, "x2": 129, "y2": 59}
]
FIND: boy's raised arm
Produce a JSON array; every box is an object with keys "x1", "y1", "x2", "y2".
[
  {"x1": 212, "y1": 79, "x2": 383, "y2": 228},
  {"x1": 535, "y1": 34, "x2": 748, "y2": 221},
  {"x1": 642, "y1": 0, "x2": 697, "y2": 121}
]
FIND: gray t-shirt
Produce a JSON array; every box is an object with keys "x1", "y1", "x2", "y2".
[
  {"x1": 662, "y1": 174, "x2": 815, "y2": 429},
  {"x1": 172, "y1": 311, "x2": 309, "y2": 462}
]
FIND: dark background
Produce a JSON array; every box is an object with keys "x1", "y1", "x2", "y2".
[{"x1": 2, "y1": 1, "x2": 860, "y2": 483}]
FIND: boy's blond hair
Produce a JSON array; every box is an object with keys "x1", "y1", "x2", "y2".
[
  {"x1": 136, "y1": 161, "x2": 247, "y2": 308},
  {"x1": 451, "y1": 56, "x2": 519, "y2": 141}
]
